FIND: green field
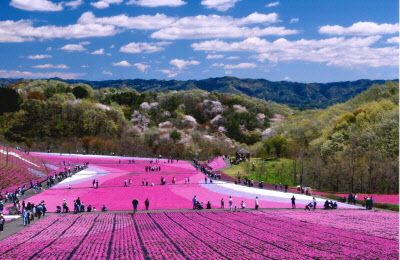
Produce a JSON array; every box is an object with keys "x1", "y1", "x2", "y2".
[{"x1": 222, "y1": 158, "x2": 295, "y2": 186}]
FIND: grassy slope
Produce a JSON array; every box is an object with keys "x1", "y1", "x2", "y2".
[{"x1": 221, "y1": 158, "x2": 294, "y2": 185}]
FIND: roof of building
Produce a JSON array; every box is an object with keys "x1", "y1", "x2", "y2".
[{"x1": 236, "y1": 148, "x2": 250, "y2": 154}]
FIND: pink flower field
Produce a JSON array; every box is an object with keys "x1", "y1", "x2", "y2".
[
  {"x1": 20, "y1": 154, "x2": 361, "y2": 212},
  {"x1": 334, "y1": 193, "x2": 399, "y2": 205},
  {"x1": 0, "y1": 211, "x2": 398, "y2": 259}
]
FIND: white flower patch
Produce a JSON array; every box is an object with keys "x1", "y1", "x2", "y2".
[
  {"x1": 210, "y1": 115, "x2": 226, "y2": 125},
  {"x1": 95, "y1": 103, "x2": 111, "y2": 111},
  {"x1": 161, "y1": 111, "x2": 171, "y2": 118},
  {"x1": 131, "y1": 110, "x2": 150, "y2": 130},
  {"x1": 203, "y1": 135, "x2": 215, "y2": 140},
  {"x1": 233, "y1": 104, "x2": 247, "y2": 111},
  {"x1": 218, "y1": 126, "x2": 227, "y2": 133},
  {"x1": 183, "y1": 115, "x2": 197, "y2": 127},
  {"x1": 140, "y1": 102, "x2": 158, "y2": 111},
  {"x1": 158, "y1": 121, "x2": 173, "y2": 128}
]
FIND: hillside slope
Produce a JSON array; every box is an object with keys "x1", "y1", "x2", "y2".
[{"x1": 1, "y1": 77, "x2": 394, "y2": 109}]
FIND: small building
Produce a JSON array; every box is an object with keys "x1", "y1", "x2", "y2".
[{"x1": 236, "y1": 148, "x2": 250, "y2": 161}]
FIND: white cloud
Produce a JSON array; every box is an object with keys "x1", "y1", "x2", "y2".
[
  {"x1": 226, "y1": 56, "x2": 240, "y2": 59},
  {"x1": 160, "y1": 69, "x2": 178, "y2": 78},
  {"x1": 151, "y1": 13, "x2": 296, "y2": 40},
  {"x1": 283, "y1": 76, "x2": 290, "y2": 80},
  {"x1": 91, "y1": 0, "x2": 123, "y2": 9},
  {"x1": 319, "y1": 22, "x2": 399, "y2": 36},
  {"x1": 290, "y1": 18, "x2": 299, "y2": 23},
  {"x1": 46, "y1": 47, "x2": 52, "y2": 51},
  {"x1": 103, "y1": 70, "x2": 113, "y2": 76},
  {"x1": 237, "y1": 13, "x2": 279, "y2": 25},
  {"x1": 211, "y1": 63, "x2": 225, "y2": 67},
  {"x1": 65, "y1": 0, "x2": 84, "y2": 9},
  {"x1": 0, "y1": 70, "x2": 84, "y2": 79},
  {"x1": 206, "y1": 54, "x2": 224, "y2": 59},
  {"x1": 27, "y1": 55, "x2": 52, "y2": 59},
  {"x1": 134, "y1": 63, "x2": 150, "y2": 72},
  {"x1": 0, "y1": 19, "x2": 118, "y2": 42},
  {"x1": 33, "y1": 64, "x2": 69, "y2": 69},
  {"x1": 10, "y1": 0, "x2": 63, "y2": 11},
  {"x1": 110, "y1": 44, "x2": 115, "y2": 48},
  {"x1": 112, "y1": 61, "x2": 132, "y2": 67},
  {"x1": 170, "y1": 59, "x2": 200, "y2": 69},
  {"x1": 80, "y1": 41, "x2": 91, "y2": 45},
  {"x1": 74, "y1": 11, "x2": 291, "y2": 41},
  {"x1": 127, "y1": 0, "x2": 186, "y2": 7},
  {"x1": 60, "y1": 44, "x2": 87, "y2": 52},
  {"x1": 387, "y1": 36, "x2": 399, "y2": 44},
  {"x1": 225, "y1": 70, "x2": 232, "y2": 74},
  {"x1": 81, "y1": 65, "x2": 89, "y2": 68},
  {"x1": 201, "y1": 0, "x2": 241, "y2": 11},
  {"x1": 192, "y1": 36, "x2": 399, "y2": 68},
  {"x1": 78, "y1": 11, "x2": 175, "y2": 30},
  {"x1": 265, "y1": 1, "x2": 279, "y2": 7},
  {"x1": 120, "y1": 42, "x2": 171, "y2": 53},
  {"x1": 91, "y1": 48, "x2": 105, "y2": 54},
  {"x1": 224, "y1": 62, "x2": 256, "y2": 69}
]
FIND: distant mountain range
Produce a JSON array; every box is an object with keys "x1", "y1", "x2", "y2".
[{"x1": 1, "y1": 77, "x2": 396, "y2": 109}]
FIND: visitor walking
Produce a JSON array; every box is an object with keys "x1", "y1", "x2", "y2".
[
  {"x1": 221, "y1": 198, "x2": 224, "y2": 209},
  {"x1": 145, "y1": 198, "x2": 149, "y2": 210},
  {"x1": 291, "y1": 195, "x2": 296, "y2": 209},
  {"x1": 255, "y1": 197, "x2": 259, "y2": 210},
  {"x1": 229, "y1": 196, "x2": 233, "y2": 211}
]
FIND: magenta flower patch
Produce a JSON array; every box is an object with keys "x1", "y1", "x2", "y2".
[{"x1": 0, "y1": 211, "x2": 398, "y2": 259}]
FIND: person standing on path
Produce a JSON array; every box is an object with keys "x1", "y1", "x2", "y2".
[
  {"x1": 229, "y1": 196, "x2": 233, "y2": 211},
  {"x1": 221, "y1": 198, "x2": 224, "y2": 209},
  {"x1": 313, "y1": 197, "x2": 317, "y2": 210},
  {"x1": 0, "y1": 213, "x2": 5, "y2": 232},
  {"x1": 22, "y1": 208, "x2": 28, "y2": 226},
  {"x1": 145, "y1": 198, "x2": 149, "y2": 210},
  {"x1": 192, "y1": 196, "x2": 197, "y2": 210},
  {"x1": 291, "y1": 195, "x2": 296, "y2": 209},
  {"x1": 132, "y1": 199, "x2": 139, "y2": 214},
  {"x1": 255, "y1": 197, "x2": 259, "y2": 210}
]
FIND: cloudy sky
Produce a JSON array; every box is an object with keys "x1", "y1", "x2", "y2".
[{"x1": 0, "y1": 0, "x2": 398, "y2": 82}]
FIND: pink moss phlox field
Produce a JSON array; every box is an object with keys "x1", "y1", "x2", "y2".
[
  {"x1": 263, "y1": 210, "x2": 399, "y2": 240},
  {"x1": 0, "y1": 146, "x2": 59, "y2": 191},
  {"x1": 0, "y1": 211, "x2": 398, "y2": 260},
  {"x1": 18, "y1": 153, "x2": 359, "y2": 211},
  {"x1": 204, "y1": 157, "x2": 226, "y2": 170},
  {"x1": 334, "y1": 193, "x2": 399, "y2": 205}
]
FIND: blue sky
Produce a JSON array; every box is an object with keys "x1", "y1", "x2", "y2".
[{"x1": 0, "y1": 0, "x2": 398, "y2": 82}]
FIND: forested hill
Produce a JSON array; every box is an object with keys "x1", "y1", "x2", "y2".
[{"x1": 0, "y1": 77, "x2": 395, "y2": 109}]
